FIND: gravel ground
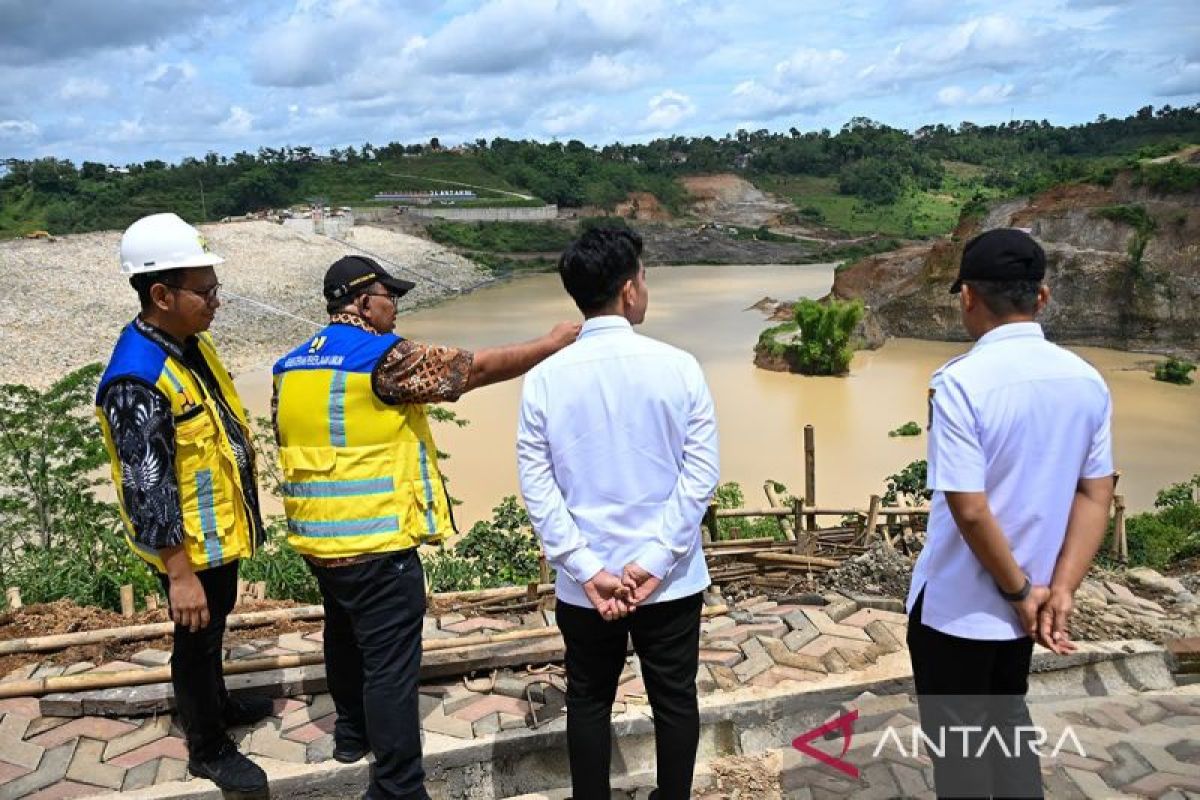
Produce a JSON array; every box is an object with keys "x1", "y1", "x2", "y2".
[{"x1": 0, "y1": 221, "x2": 490, "y2": 388}]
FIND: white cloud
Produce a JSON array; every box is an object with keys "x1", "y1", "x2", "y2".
[
  {"x1": 772, "y1": 48, "x2": 848, "y2": 88},
  {"x1": 59, "y1": 77, "x2": 111, "y2": 101},
  {"x1": 936, "y1": 82, "x2": 1016, "y2": 106},
  {"x1": 0, "y1": 120, "x2": 40, "y2": 139},
  {"x1": 641, "y1": 90, "x2": 695, "y2": 130},
  {"x1": 220, "y1": 106, "x2": 254, "y2": 135},
  {"x1": 541, "y1": 104, "x2": 598, "y2": 136},
  {"x1": 145, "y1": 62, "x2": 197, "y2": 91},
  {"x1": 250, "y1": 0, "x2": 396, "y2": 88}
]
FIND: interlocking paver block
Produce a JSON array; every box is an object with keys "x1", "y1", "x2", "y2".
[
  {"x1": 277, "y1": 632, "x2": 321, "y2": 653},
  {"x1": 271, "y1": 697, "x2": 308, "y2": 718},
  {"x1": 154, "y1": 758, "x2": 186, "y2": 784},
  {"x1": 22, "y1": 780, "x2": 99, "y2": 799},
  {"x1": 27, "y1": 716, "x2": 136, "y2": 749},
  {"x1": 0, "y1": 761, "x2": 31, "y2": 784},
  {"x1": 107, "y1": 737, "x2": 188, "y2": 769},
  {"x1": 129, "y1": 649, "x2": 171, "y2": 667},
  {"x1": 248, "y1": 725, "x2": 307, "y2": 763},
  {"x1": 0, "y1": 698, "x2": 42, "y2": 719},
  {"x1": 708, "y1": 666, "x2": 738, "y2": 692},
  {"x1": 1126, "y1": 772, "x2": 1200, "y2": 796},
  {"x1": 450, "y1": 695, "x2": 531, "y2": 723},
  {"x1": 119, "y1": 758, "x2": 161, "y2": 792},
  {"x1": 801, "y1": 608, "x2": 872, "y2": 641},
  {"x1": 1100, "y1": 741, "x2": 1156, "y2": 789},
  {"x1": 102, "y1": 715, "x2": 171, "y2": 760},
  {"x1": 87, "y1": 662, "x2": 140, "y2": 674},
  {"x1": 283, "y1": 714, "x2": 337, "y2": 744},
  {"x1": 731, "y1": 654, "x2": 773, "y2": 683},
  {"x1": 0, "y1": 714, "x2": 46, "y2": 770},
  {"x1": 420, "y1": 707, "x2": 474, "y2": 739},
  {"x1": 798, "y1": 635, "x2": 874, "y2": 659},
  {"x1": 748, "y1": 665, "x2": 822, "y2": 688},
  {"x1": 0, "y1": 741, "x2": 75, "y2": 800},
  {"x1": 841, "y1": 608, "x2": 909, "y2": 628},
  {"x1": 65, "y1": 737, "x2": 125, "y2": 791}
]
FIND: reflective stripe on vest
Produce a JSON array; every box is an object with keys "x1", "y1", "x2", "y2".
[{"x1": 273, "y1": 324, "x2": 455, "y2": 558}]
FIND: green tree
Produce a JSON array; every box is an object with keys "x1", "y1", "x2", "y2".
[{"x1": 791, "y1": 297, "x2": 864, "y2": 375}]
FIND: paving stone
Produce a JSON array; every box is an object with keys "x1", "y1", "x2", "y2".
[
  {"x1": 739, "y1": 636, "x2": 767, "y2": 660},
  {"x1": 30, "y1": 665, "x2": 65, "y2": 680},
  {"x1": 1100, "y1": 741, "x2": 1156, "y2": 788},
  {"x1": 154, "y1": 757, "x2": 186, "y2": 784},
  {"x1": 2, "y1": 665, "x2": 37, "y2": 683},
  {"x1": 695, "y1": 665, "x2": 716, "y2": 695},
  {"x1": 798, "y1": 635, "x2": 874, "y2": 659},
  {"x1": 748, "y1": 665, "x2": 822, "y2": 688},
  {"x1": 735, "y1": 594, "x2": 769, "y2": 610},
  {"x1": 27, "y1": 716, "x2": 136, "y2": 749},
  {"x1": 0, "y1": 741, "x2": 75, "y2": 800},
  {"x1": 782, "y1": 627, "x2": 819, "y2": 653},
  {"x1": 306, "y1": 734, "x2": 336, "y2": 764},
  {"x1": 60, "y1": 663, "x2": 95, "y2": 677},
  {"x1": 841, "y1": 608, "x2": 909, "y2": 628},
  {"x1": 248, "y1": 725, "x2": 308, "y2": 763},
  {"x1": 617, "y1": 678, "x2": 647, "y2": 702},
  {"x1": 888, "y1": 762, "x2": 930, "y2": 797},
  {"x1": 800, "y1": 608, "x2": 872, "y2": 641},
  {"x1": 102, "y1": 715, "x2": 171, "y2": 760},
  {"x1": 304, "y1": 630, "x2": 324, "y2": 643},
  {"x1": 822, "y1": 650, "x2": 850, "y2": 674},
  {"x1": 1126, "y1": 773, "x2": 1200, "y2": 796},
  {"x1": 64, "y1": 737, "x2": 125, "y2": 790},
  {"x1": 844, "y1": 594, "x2": 907, "y2": 614},
  {"x1": 129, "y1": 649, "x2": 171, "y2": 667},
  {"x1": 450, "y1": 695, "x2": 531, "y2": 723},
  {"x1": 731, "y1": 654, "x2": 773, "y2": 683},
  {"x1": 471, "y1": 712, "x2": 502, "y2": 737},
  {"x1": 281, "y1": 694, "x2": 335, "y2": 730},
  {"x1": 708, "y1": 665, "x2": 738, "y2": 692},
  {"x1": 228, "y1": 644, "x2": 258, "y2": 660},
  {"x1": 271, "y1": 697, "x2": 308, "y2": 718},
  {"x1": 119, "y1": 758, "x2": 161, "y2": 791},
  {"x1": 420, "y1": 706, "x2": 474, "y2": 739},
  {"x1": 0, "y1": 697, "x2": 42, "y2": 719},
  {"x1": 0, "y1": 761, "x2": 31, "y2": 784},
  {"x1": 87, "y1": 661, "x2": 141, "y2": 674},
  {"x1": 107, "y1": 737, "x2": 189, "y2": 768},
  {"x1": 822, "y1": 594, "x2": 858, "y2": 623},
  {"x1": 0, "y1": 714, "x2": 46, "y2": 770},
  {"x1": 283, "y1": 714, "x2": 337, "y2": 744},
  {"x1": 22, "y1": 780, "x2": 99, "y2": 799},
  {"x1": 701, "y1": 616, "x2": 736, "y2": 634},
  {"x1": 277, "y1": 632, "x2": 321, "y2": 653},
  {"x1": 438, "y1": 613, "x2": 467, "y2": 628},
  {"x1": 759, "y1": 636, "x2": 827, "y2": 673},
  {"x1": 863, "y1": 620, "x2": 904, "y2": 654}
]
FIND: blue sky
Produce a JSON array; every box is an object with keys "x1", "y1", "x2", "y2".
[{"x1": 1, "y1": 0, "x2": 1197, "y2": 166}]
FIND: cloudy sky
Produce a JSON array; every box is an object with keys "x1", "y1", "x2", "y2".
[{"x1": 1, "y1": 0, "x2": 1197, "y2": 166}]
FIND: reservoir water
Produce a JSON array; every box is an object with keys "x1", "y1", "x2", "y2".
[{"x1": 238, "y1": 263, "x2": 1200, "y2": 527}]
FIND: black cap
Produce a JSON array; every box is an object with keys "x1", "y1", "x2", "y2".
[
  {"x1": 323, "y1": 255, "x2": 415, "y2": 304},
  {"x1": 950, "y1": 228, "x2": 1046, "y2": 294}
]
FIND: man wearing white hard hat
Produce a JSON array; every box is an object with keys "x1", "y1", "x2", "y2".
[{"x1": 95, "y1": 213, "x2": 269, "y2": 795}]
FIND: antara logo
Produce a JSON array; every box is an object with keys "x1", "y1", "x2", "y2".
[
  {"x1": 308, "y1": 336, "x2": 327, "y2": 354},
  {"x1": 793, "y1": 710, "x2": 859, "y2": 778}
]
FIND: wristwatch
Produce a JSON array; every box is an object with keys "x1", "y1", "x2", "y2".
[{"x1": 997, "y1": 574, "x2": 1032, "y2": 602}]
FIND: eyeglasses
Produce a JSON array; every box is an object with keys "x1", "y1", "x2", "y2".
[
  {"x1": 163, "y1": 282, "x2": 222, "y2": 303},
  {"x1": 362, "y1": 291, "x2": 402, "y2": 305}
]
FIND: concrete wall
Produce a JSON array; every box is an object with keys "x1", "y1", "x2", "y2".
[
  {"x1": 402, "y1": 205, "x2": 559, "y2": 222},
  {"x1": 282, "y1": 215, "x2": 355, "y2": 238}
]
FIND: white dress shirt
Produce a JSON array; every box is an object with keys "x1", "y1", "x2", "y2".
[
  {"x1": 906, "y1": 322, "x2": 1114, "y2": 640},
  {"x1": 517, "y1": 315, "x2": 720, "y2": 608}
]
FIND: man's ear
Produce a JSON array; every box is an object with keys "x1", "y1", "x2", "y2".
[
  {"x1": 1035, "y1": 284, "x2": 1051, "y2": 314},
  {"x1": 149, "y1": 282, "x2": 172, "y2": 312}
]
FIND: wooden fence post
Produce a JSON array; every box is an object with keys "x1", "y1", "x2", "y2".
[
  {"x1": 862, "y1": 495, "x2": 882, "y2": 546},
  {"x1": 804, "y1": 425, "x2": 817, "y2": 531},
  {"x1": 1113, "y1": 495, "x2": 1127, "y2": 564},
  {"x1": 119, "y1": 585, "x2": 135, "y2": 618},
  {"x1": 5, "y1": 587, "x2": 22, "y2": 610}
]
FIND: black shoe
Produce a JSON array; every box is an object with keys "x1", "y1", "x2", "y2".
[
  {"x1": 224, "y1": 694, "x2": 274, "y2": 727},
  {"x1": 188, "y1": 741, "x2": 269, "y2": 793},
  {"x1": 332, "y1": 738, "x2": 370, "y2": 764}
]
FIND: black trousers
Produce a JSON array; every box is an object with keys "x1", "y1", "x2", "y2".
[
  {"x1": 158, "y1": 560, "x2": 238, "y2": 761},
  {"x1": 308, "y1": 550, "x2": 428, "y2": 800},
  {"x1": 907, "y1": 590, "x2": 1042, "y2": 799},
  {"x1": 556, "y1": 591, "x2": 704, "y2": 800}
]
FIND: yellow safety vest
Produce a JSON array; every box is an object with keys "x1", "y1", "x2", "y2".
[
  {"x1": 272, "y1": 323, "x2": 456, "y2": 558},
  {"x1": 96, "y1": 324, "x2": 256, "y2": 573}
]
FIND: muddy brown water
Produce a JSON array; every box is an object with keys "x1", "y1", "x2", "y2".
[{"x1": 236, "y1": 263, "x2": 1200, "y2": 528}]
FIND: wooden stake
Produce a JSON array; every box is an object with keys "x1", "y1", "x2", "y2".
[
  {"x1": 764, "y1": 481, "x2": 796, "y2": 541},
  {"x1": 119, "y1": 585, "x2": 135, "y2": 618},
  {"x1": 749, "y1": 552, "x2": 841, "y2": 569},
  {"x1": 804, "y1": 425, "x2": 817, "y2": 530},
  {"x1": 252, "y1": 582, "x2": 267, "y2": 601},
  {"x1": 862, "y1": 495, "x2": 881, "y2": 546},
  {"x1": 1113, "y1": 494, "x2": 1127, "y2": 564},
  {"x1": 145, "y1": 594, "x2": 159, "y2": 612},
  {"x1": 5, "y1": 587, "x2": 21, "y2": 610}
]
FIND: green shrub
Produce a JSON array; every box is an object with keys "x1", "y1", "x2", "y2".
[
  {"x1": 714, "y1": 480, "x2": 792, "y2": 541},
  {"x1": 1134, "y1": 161, "x2": 1200, "y2": 194},
  {"x1": 1153, "y1": 357, "x2": 1196, "y2": 385},
  {"x1": 238, "y1": 518, "x2": 322, "y2": 604},
  {"x1": 888, "y1": 421, "x2": 922, "y2": 437},
  {"x1": 883, "y1": 460, "x2": 931, "y2": 506},
  {"x1": 443, "y1": 496, "x2": 544, "y2": 590},
  {"x1": 426, "y1": 220, "x2": 573, "y2": 252},
  {"x1": 1113, "y1": 472, "x2": 1200, "y2": 569}
]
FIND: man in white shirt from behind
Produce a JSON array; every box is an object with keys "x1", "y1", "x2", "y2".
[{"x1": 517, "y1": 227, "x2": 719, "y2": 800}]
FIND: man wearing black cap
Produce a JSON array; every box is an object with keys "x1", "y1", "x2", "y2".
[
  {"x1": 906, "y1": 228, "x2": 1115, "y2": 798},
  {"x1": 272, "y1": 254, "x2": 579, "y2": 800}
]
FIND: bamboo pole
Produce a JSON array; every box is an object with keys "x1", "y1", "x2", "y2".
[
  {"x1": 714, "y1": 506, "x2": 930, "y2": 518},
  {"x1": 1113, "y1": 495, "x2": 1127, "y2": 564},
  {"x1": 5, "y1": 587, "x2": 22, "y2": 610},
  {"x1": 804, "y1": 425, "x2": 817, "y2": 530},
  {"x1": 119, "y1": 585, "x2": 135, "y2": 618},
  {"x1": 749, "y1": 552, "x2": 841, "y2": 570},
  {"x1": 0, "y1": 604, "x2": 730, "y2": 699},
  {"x1": 764, "y1": 481, "x2": 797, "y2": 541},
  {"x1": 861, "y1": 495, "x2": 881, "y2": 546}
]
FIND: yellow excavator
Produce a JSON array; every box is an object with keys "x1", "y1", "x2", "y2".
[{"x1": 24, "y1": 230, "x2": 54, "y2": 241}]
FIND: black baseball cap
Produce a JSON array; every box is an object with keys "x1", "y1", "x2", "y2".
[
  {"x1": 950, "y1": 228, "x2": 1046, "y2": 294},
  {"x1": 323, "y1": 255, "x2": 415, "y2": 305}
]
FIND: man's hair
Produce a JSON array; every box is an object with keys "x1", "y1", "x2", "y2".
[
  {"x1": 964, "y1": 279, "x2": 1042, "y2": 316},
  {"x1": 558, "y1": 227, "x2": 643, "y2": 313},
  {"x1": 129, "y1": 268, "x2": 187, "y2": 310}
]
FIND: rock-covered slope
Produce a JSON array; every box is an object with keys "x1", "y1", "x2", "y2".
[{"x1": 831, "y1": 171, "x2": 1200, "y2": 358}]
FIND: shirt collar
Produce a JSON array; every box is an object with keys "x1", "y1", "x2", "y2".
[
  {"x1": 329, "y1": 312, "x2": 380, "y2": 335},
  {"x1": 973, "y1": 321, "x2": 1045, "y2": 350},
  {"x1": 580, "y1": 315, "x2": 633, "y2": 338},
  {"x1": 134, "y1": 316, "x2": 190, "y2": 360}
]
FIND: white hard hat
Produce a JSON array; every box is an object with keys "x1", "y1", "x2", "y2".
[{"x1": 119, "y1": 212, "x2": 224, "y2": 275}]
